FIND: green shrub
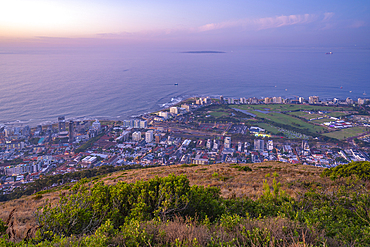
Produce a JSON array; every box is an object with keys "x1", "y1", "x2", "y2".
[
  {"x1": 36, "y1": 174, "x2": 224, "y2": 240},
  {"x1": 180, "y1": 164, "x2": 198, "y2": 168},
  {"x1": 21, "y1": 173, "x2": 370, "y2": 246},
  {"x1": 230, "y1": 164, "x2": 252, "y2": 172},
  {"x1": 322, "y1": 161, "x2": 370, "y2": 180},
  {"x1": 0, "y1": 219, "x2": 7, "y2": 235}
]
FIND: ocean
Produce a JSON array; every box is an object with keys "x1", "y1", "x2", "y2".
[{"x1": 0, "y1": 46, "x2": 369, "y2": 127}]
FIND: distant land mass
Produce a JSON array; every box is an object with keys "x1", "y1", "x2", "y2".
[{"x1": 181, "y1": 51, "x2": 226, "y2": 53}]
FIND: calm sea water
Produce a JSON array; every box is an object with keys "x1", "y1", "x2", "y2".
[{"x1": 0, "y1": 46, "x2": 369, "y2": 126}]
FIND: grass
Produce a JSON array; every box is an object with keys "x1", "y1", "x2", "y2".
[
  {"x1": 0, "y1": 161, "x2": 328, "y2": 240},
  {"x1": 194, "y1": 105, "x2": 246, "y2": 123},
  {"x1": 253, "y1": 123, "x2": 281, "y2": 135},
  {"x1": 99, "y1": 120, "x2": 118, "y2": 126},
  {"x1": 234, "y1": 105, "x2": 327, "y2": 134},
  {"x1": 322, "y1": 126, "x2": 368, "y2": 140},
  {"x1": 230, "y1": 164, "x2": 252, "y2": 172},
  {"x1": 311, "y1": 118, "x2": 332, "y2": 124},
  {"x1": 208, "y1": 111, "x2": 230, "y2": 118},
  {"x1": 265, "y1": 112, "x2": 325, "y2": 133},
  {"x1": 326, "y1": 112, "x2": 349, "y2": 118},
  {"x1": 287, "y1": 112, "x2": 323, "y2": 120}
]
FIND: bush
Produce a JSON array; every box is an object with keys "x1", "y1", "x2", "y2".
[
  {"x1": 322, "y1": 161, "x2": 370, "y2": 180},
  {"x1": 36, "y1": 174, "x2": 224, "y2": 239},
  {"x1": 18, "y1": 173, "x2": 370, "y2": 246},
  {"x1": 230, "y1": 164, "x2": 252, "y2": 172}
]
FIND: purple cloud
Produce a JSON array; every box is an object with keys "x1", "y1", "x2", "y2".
[{"x1": 196, "y1": 13, "x2": 317, "y2": 32}]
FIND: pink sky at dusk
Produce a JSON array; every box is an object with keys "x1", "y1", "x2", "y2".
[{"x1": 0, "y1": 0, "x2": 368, "y2": 48}]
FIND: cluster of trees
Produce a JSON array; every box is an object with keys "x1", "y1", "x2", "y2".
[{"x1": 1, "y1": 162, "x2": 370, "y2": 246}]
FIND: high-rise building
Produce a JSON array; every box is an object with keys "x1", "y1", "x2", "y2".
[
  {"x1": 308, "y1": 96, "x2": 319, "y2": 104},
  {"x1": 213, "y1": 140, "x2": 219, "y2": 150},
  {"x1": 58, "y1": 116, "x2": 66, "y2": 133},
  {"x1": 273, "y1": 97, "x2": 282, "y2": 104},
  {"x1": 181, "y1": 104, "x2": 190, "y2": 112},
  {"x1": 123, "y1": 120, "x2": 133, "y2": 128},
  {"x1": 91, "y1": 120, "x2": 101, "y2": 131},
  {"x1": 133, "y1": 119, "x2": 140, "y2": 128},
  {"x1": 244, "y1": 142, "x2": 249, "y2": 150},
  {"x1": 69, "y1": 121, "x2": 74, "y2": 143},
  {"x1": 358, "y1": 98, "x2": 369, "y2": 105},
  {"x1": 250, "y1": 97, "x2": 258, "y2": 104},
  {"x1": 346, "y1": 98, "x2": 354, "y2": 105},
  {"x1": 264, "y1": 97, "x2": 272, "y2": 104},
  {"x1": 224, "y1": 137, "x2": 231, "y2": 149},
  {"x1": 170, "y1": 107, "x2": 179, "y2": 114},
  {"x1": 267, "y1": 140, "x2": 273, "y2": 151},
  {"x1": 132, "y1": 131, "x2": 141, "y2": 141},
  {"x1": 139, "y1": 120, "x2": 147, "y2": 129},
  {"x1": 145, "y1": 130, "x2": 153, "y2": 143},
  {"x1": 155, "y1": 134, "x2": 161, "y2": 144},
  {"x1": 22, "y1": 125, "x2": 30, "y2": 137},
  {"x1": 206, "y1": 139, "x2": 212, "y2": 149},
  {"x1": 254, "y1": 139, "x2": 264, "y2": 151},
  {"x1": 302, "y1": 140, "x2": 309, "y2": 150},
  {"x1": 158, "y1": 111, "x2": 168, "y2": 119}
]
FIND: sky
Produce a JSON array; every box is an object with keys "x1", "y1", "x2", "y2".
[{"x1": 0, "y1": 0, "x2": 369, "y2": 48}]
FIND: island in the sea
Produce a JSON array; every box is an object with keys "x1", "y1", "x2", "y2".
[{"x1": 181, "y1": 51, "x2": 226, "y2": 53}]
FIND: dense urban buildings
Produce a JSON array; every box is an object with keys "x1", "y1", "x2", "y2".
[{"x1": 0, "y1": 95, "x2": 369, "y2": 193}]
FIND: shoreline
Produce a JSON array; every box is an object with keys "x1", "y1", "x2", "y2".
[{"x1": 1, "y1": 94, "x2": 369, "y2": 128}]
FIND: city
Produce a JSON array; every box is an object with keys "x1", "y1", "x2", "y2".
[{"x1": 0, "y1": 95, "x2": 369, "y2": 194}]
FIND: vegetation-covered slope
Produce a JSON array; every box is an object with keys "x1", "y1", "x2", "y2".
[{"x1": 1, "y1": 162, "x2": 370, "y2": 246}]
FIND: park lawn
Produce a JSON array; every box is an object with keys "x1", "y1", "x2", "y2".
[
  {"x1": 195, "y1": 105, "x2": 250, "y2": 123},
  {"x1": 267, "y1": 112, "x2": 327, "y2": 133},
  {"x1": 209, "y1": 111, "x2": 230, "y2": 118},
  {"x1": 286, "y1": 111, "x2": 307, "y2": 117},
  {"x1": 234, "y1": 106, "x2": 327, "y2": 134},
  {"x1": 239, "y1": 109, "x2": 327, "y2": 134},
  {"x1": 322, "y1": 126, "x2": 368, "y2": 140},
  {"x1": 287, "y1": 111, "x2": 323, "y2": 120},
  {"x1": 311, "y1": 118, "x2": 332, "y2": 124},
  {"x1": 326, "y1": 112, "x2": 348, "y2": 118},
  {"x1": 254, "y1": 122, "x2": 281, "y2": 134}
]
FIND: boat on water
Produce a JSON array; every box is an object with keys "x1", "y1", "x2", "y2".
[
  {"x1": 174, "y1": 83, "x2": 178, "y2": 86},
  {"x1": 326, "y1": 52, "x2": 333, "y2": 54}
]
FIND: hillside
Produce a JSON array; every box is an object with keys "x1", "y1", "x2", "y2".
[{"x1": 0, "y1": 162, "x2": 369, "y2": 246}]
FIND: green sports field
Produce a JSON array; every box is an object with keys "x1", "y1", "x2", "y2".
[
  {"x1": 233, "y1": 105, "x2": 327, "y2": 134},
  {"x1": 322, "y1": 126, "x2": 368, "y2": 140}
]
